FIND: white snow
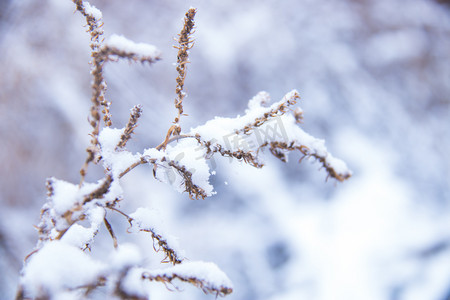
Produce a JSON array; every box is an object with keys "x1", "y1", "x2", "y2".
[
  {"x1": 99, "y1": 127, "x2": 142, "y2": 178},
  {"x1": 61, "y1": 223, "x2": 97, "y2": 248},
  {"x1": 83, "y1": 1, "x2": 102, "y2": 20},
  {"x1": 50, "y1": 179, "x2": 103, "y2": 217},
  {"x1": 51, "y1": 179, "x2": 79, "y2": 215},
  {"x1": 106, "y1": 34, "x2": 161, "y2": 59},
  {"x1": 98, "y1": 127, "x2": 122, "y2": 151},
  {"x1": 143, "y1": 147, "x2": 165, "y2": 161},
  {"x1": 110, "y1": 243, "x2": 143, "y2": 270},
  {"x1": 60, "y1": 206, "x2": 105, "y2": 248},
  {"x1": 21, "y1": 241, "x2": 105, "y2": 297},
  {"x1": 121, "y1": 267, "x2": 151, "y2": 298}
]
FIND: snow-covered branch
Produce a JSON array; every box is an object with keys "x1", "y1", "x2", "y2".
[{"x1": 142, "y1": 261, "x2": 233, "y2": 297}]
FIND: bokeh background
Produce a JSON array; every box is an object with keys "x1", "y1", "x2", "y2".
[{"x1": 0, "y1": 0, "x2": 449, "y2": 299}]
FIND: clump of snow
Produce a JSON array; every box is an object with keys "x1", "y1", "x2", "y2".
[
  {"x1": 98, "y1": 127, "x2": 122, "y2": 151},
  {"x1": 106, "y1": 34, "x2": 161, "y2": 59},
  {"x1": 129, "y1": 207, "x2": 164, "y2": 233},
  {"x1": 61, "y1": 223, "x2": 97, "y2": 249},
  {"x1": 143, "y1": 147, "x2": 165, "y2": 160},
  {"x1": 325, "y1": 155, "x2": 352, "y2": 177},
  {"x1": 247, "y1": 91, "x2": 270, "y2": 110},
  {"x1": 83, "y1": 1, "x2": 102, "y2": 20},
  {"x1": 121, "y1": 267, "x2": 151, "y2": 298},
  {"x1": 21, "y1": 241, "x2": 105, "y2": 297},
  {"x1": 51, "y1": 179, "x2": 79, "y2": 215},
  {"x1": 99, "y1": 127, "x2": 142, "y2": 178},
  {"x1": 61, "y1": 206, "x2": 105, "y2": 248},
  {"x1": 110, "y1": 243, "x2": 143, "y2": 271}
]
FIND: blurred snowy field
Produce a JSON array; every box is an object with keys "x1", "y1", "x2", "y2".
[{"x1": 0, "y1": 0, "x2": 449, "y2": 299}]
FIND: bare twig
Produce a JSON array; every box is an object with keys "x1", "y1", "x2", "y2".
[
  {"x1": 117, "y1": 105, "x2": 143, "y2": 149},
  {"x1": 159, "y1": 8, "x2": 197, "y2": 150},
  {"x1": 104, "y1": 217, "x2": 118, "y2": 249},
  {"x1": 173, "y1": 8, "x2": 196, "y2": 126},
  {"x1": 73, "y1": 0, "x2": 109, "y2": 185}
]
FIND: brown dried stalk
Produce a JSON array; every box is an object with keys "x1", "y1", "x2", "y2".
[
  {"x1": 142, "y1": 272, "x2": 232, "y2": 297},
  {"x1": 103, "y1": 206, "x2": 184, "y2": 265},
  {"x1": 196, "y1": 136, "x2": 264, "y2": 168},
  {"x1": 73, "y1": 0, "x2": 110, "y2": 184},
  {"x1": 268, "y1": 141, "x2": 352, "y2": 182},
  {"x1": 174, "y1": 8, "x2": 196, "y2": 126},
  {"x1": 106, "y1": 207, "x2": 184, "y2": 265},
  {"x1": 167, "y1": 160, "x2": 208, "y2": 200},
  {"x1": 141, "y1": 228, "x2": 184, "y2": 265},
  {"x1": 116, "y1": 105, "x2": 143, "y2": 149},
  {"x1": 159, "y1": 8, "x2": 196, "y2": 151},
  {"x1": 104, "y1": 217, "x2": 118, "y2": 249},
  {"x1": 83, "y1": 175, "x2": 113, "y2": 204}
]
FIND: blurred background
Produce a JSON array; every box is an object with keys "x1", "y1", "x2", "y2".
[{"x1": 0, "y1": 0, "x2": 449, "y2": 299}]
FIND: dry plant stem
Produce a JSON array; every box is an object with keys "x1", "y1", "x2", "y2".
[
  {"x1": 118, "y1": 157, "x2": 150, "y2": 178},
  {"x1": 105, "y1": 206, "x2": 183, "y2": 265},
  {"x1": 159, "y1": 8, "x2": 196, "y2": 151},
  {"x1": 196, "y1": 136, "x2": 264, "y2": 168},
  {"x1": 155, "y1": 134, "x2": 192, "y2": 150},
  {"x1": 15, "y1": 287, "x2": 25, "y2": 300},
  {"x1": 73, "y1": 0, "x2": 110, "y2": 185},
  {"x1": 104, "y1": 217, "x2": 118, "y2": 249},
  {"x1": 268, "y1": 142, "x2": 351, "y2": 182},
  {"x1": 141, "y1": 229, "x2": 183, "y2": 265},
  {"x1": 117, "y1": 105, "x2": 143, "y2": 149},
  {"x1": 168, "y1": 160, "x2": 208, "y2": 199},
  {"x1": 174, "y1": 8, "x2": 196, "y2": 125},
  {"x1": 106, "y1": 206, "x2": 133, "y2": 221}
]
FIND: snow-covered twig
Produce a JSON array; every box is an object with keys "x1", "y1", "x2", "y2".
[
  {"x1": 103, "y1": 35, "x2": 162, "y2": 64},
  {"x1": 141, "y1": 261, "x2": 233, "y2": 297}
]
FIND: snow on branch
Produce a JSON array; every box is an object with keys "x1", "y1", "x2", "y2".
[
  {"x1": 141, "y1": 261, "x2": 233, "y2": 297},
  {"x1": 103, "y1": 34, "x2": 162, "y2": 64},
  {"x1": 190, "y1": 90, "x2": 352, "y2": 181},
  {"x1": 17, "y1": 2, "x2": 351, "y2": 300}
]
